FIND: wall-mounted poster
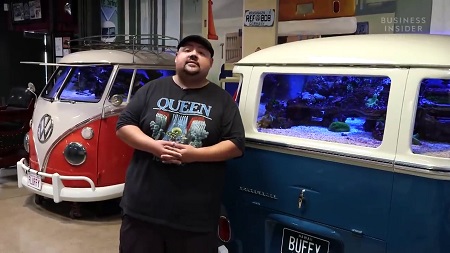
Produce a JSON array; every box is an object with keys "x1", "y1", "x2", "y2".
[
  {"x1": 12, "y1": 2, "x2": 24, "y2": 21},
  {"x1": 101, "y1": 0, "x2": 118, "y2": 42},
  {"x1": 55, "y1": 37, "x2": 63, "y2": 57},
  {"x1": 29, "y1": 0, "x2": 42, "y2": 20},
  {"x1": 12, "y1": 0, "x2": 41, "y2": 22}
]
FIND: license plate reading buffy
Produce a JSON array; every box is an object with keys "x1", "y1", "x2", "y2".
[
  {"x1": 281, "y1": 228, "x2": 330, "y2": 253},
  {"x1": 27, "y1": 173, "x2": 42, "y2": 191}
]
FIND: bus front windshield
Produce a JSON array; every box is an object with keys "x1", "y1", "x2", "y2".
[{"x1": 42, "y1": 65, "x2": 114, "y2": 103}]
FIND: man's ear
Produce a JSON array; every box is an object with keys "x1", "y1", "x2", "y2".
[{"x1": 210, "y1": 58, "x2": 214, "y2": 67}]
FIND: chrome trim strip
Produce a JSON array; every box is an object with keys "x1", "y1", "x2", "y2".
[
  {"x1": 395, "y1": 161, "x2": 450, "y2": 172},
  {"x1": 245, "y1": 138, "x2": 393, "y2": 168},
  {"x1": 394, "y1": 162, "x2": 450, "y2": 180},
  {"x1": 239, "y1": 186, "x2": 278, "y2": 200},
  {"x1": 42, "y1": 114, "x2": 102, "y2": 172},
  {"x1": 246, "y1": 138, "x2": 450, "y2": 180},
  {"x1": 103, "y1": 107, "x2": 125, "y2": 118},
  {"x1": 234, "y1": 63, "x2": 450, "y2": 69}
]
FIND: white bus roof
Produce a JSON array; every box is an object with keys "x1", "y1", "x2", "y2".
[
  {"x1": 236, "y1": 34, "x2": 450, "y2": 68},
  {"x1": 58, "y1": 49, "x2": 176, "y2": 66}
]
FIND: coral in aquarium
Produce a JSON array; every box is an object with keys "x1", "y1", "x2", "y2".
[
  {"x1": 328, "y1": 122, "x2": 350, "y2": 132},
  {"x1": 257, "y1": 75, "x2": 450, "y2": 158},
  {"x1": 257, "y1": 74, "x2": 391, "y2": 149},
  {"x1": 259, "y1": 74, "x2": 390, "y2": 135},
  {"x1": 257, "y1": 99, "x2": 293, "y2": 129},
  {"x1": 414, "y1": 78, "x2": 450, "y2": 143}
]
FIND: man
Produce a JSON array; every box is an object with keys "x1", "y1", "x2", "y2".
[{"x1": 116, "y1": 35, "x2": 245, "y2": 253}]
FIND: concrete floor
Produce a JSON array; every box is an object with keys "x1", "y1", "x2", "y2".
[{"x1": 0, "y1": 169, "x2": 122, "y2": 253}]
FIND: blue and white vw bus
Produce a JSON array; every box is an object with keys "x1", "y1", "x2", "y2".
[{"x1": 221, "y1": 34, "x2": 450, "y2": 253}]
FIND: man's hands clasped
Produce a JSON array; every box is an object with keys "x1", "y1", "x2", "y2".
[{"x1": 153, "y1": 140, "x2": 198, "y2": 165}]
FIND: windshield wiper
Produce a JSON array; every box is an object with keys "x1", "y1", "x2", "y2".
[
  {"x1": 59, "y1": 99, "x2": 77, "y2": 104},
  {"x1": 42, "y1": 97, "x2": 55, "y2": 103}
]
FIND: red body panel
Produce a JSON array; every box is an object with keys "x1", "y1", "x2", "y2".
[
  {"x1": 29, "y1": 116, "x2": 134, "y2": 188},
  {"x1": 28, "y1": 128, "x2": 39, "y2": 171},
  {"x1": 97, "y1": 115, "x2": 133, "y2": 187},
  {"x1": 44, "y1": 120, "x2": 101, "y2": 188}
]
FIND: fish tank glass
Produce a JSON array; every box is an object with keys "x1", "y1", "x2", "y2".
[
  {"x1": 108, "y1": 68, "x2": 176, "y2": 102},
  {"x1": 257, "y1": 73, "x2": 391, "y2": 148},
  {"x1": 59, "y1": 65, "x2": 114, "y2": 103},
  {"x1": 411, "y1": 78, "x2": 450, "y2": 158}
]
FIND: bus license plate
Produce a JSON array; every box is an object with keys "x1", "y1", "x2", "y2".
[
  {"x1": 27, "y1": 173, "x2": 42, "y2": 191},
  {"x1": 281, "y1": 228, "x2": 330, "y2": 253}
]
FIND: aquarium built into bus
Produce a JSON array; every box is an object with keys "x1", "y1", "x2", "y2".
[
  {"x1": 257, "y1": 74, "x2": 450, "y2": 158},
  {"x1": 42, "y1": 66, "x2": 175, "y2": 103}
]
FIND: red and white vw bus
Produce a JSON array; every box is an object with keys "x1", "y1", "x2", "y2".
[{"x1": 16, "y1": 35, "x2": 177, "y2": 215}]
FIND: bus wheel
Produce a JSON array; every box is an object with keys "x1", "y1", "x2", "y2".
[
  {"x1": 69, "y1": 202, "x2": 82, "y2": 219},
  {"x1": 34, "y1": 194, "x2": 44, "y2": 205}
]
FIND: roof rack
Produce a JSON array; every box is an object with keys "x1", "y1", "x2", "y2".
[{"x1": 67, "y1": 34, "x2": 179, "y2": 55}]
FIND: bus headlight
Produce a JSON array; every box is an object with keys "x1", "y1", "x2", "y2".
[
  {"x1": 23, "y1": 133, "x2": 30, "y2": 153},
  {"x1": 63, "y1": 142, "x2": 87, "y2": 166}
]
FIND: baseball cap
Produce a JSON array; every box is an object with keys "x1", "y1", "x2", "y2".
[{"x1": 177, "y1": 35, "x2": 214, "y2": 58}]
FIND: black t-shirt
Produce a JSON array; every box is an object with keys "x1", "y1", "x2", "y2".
[{"x1": 116, "y1": 76, "x2": 245, "y2": 232}]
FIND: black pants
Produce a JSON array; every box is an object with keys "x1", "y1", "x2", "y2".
[{"x1": 119, "y1": 215, "x2": 217, "y2": 253}]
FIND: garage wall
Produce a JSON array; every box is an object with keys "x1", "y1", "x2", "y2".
[
  {"x1": 0, "y1": 31, "x2": 46, "y2": 105},
  {"x1": 395, "y1": 0, "x2": 432, "y2": 34},
  {"x1": 430, "y1": 0, "x2": 450, "y2": 34},
  {"x1": 181, "y1": 0, "x2": 202, "y2": 38}
]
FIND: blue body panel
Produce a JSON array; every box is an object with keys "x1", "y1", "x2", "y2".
[
  {"x1": 223, "y1": 147, "x2": 393, "y2": 253},
  {"x1": 223, "y1": 146, "x2": 450, "y2": 252},
  {"x1": 387, "y1": 173, "x2": 450, "y2": 253}
]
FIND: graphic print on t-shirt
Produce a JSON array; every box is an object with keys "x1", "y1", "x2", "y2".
[{"x1": 149, "y1": 97, "x2": 211, "y2": 148}]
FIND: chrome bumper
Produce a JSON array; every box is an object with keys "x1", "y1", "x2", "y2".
[{"x1": 16, "y1": 158, "x2": 123, "y2": 203}]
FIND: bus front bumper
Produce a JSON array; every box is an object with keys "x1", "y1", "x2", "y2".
[{"x1": 16, "y1": 158, "x2": 123, "y2": 203}]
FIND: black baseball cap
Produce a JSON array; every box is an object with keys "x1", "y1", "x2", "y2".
[{"x1": 177, "y1": 35, "x2": 214, "y2": 58}]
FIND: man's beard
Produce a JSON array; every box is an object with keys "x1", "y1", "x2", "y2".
[{"x1": 182, "y1": 64, "x2": 201, "y2": 76}]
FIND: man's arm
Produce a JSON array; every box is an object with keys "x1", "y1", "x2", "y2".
[
  {"x1": 115, "y1": 82, "x2": 181, "y2": 161},
  {"x1": 168, "y1": 93, "x2": 246, "y2": 164},
  {"x1": 115, "y1": 84, "x2": 155, "y2": 153},
  {"x1": 196, "y1": 140, "x2": 243, "y2": 162},
  {"x1": 168, "y1": 140, "x2": 242, "y2": 164},
  {"x1": 117, "y1": 125, "x2": 183, "y2": 161},
  {"x1": 116, "y1": 125, "x2": 157, "y2": 154}
]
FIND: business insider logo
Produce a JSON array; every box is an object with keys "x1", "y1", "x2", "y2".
[{"x1": 381, "y1": 16, "x2": 427, "y2": 33}]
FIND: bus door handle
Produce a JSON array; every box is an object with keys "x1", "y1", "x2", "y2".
[{"x1": 298, "y1": 189, "x2": 306, "y2": 209}]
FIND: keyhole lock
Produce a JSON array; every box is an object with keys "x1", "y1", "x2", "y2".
[{"x1": 298, "y1": 189, "x2": 306, "y2": 209}]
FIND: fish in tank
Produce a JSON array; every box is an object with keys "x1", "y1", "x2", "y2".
[{"x1": 256, "y1": 74, "x2": 450, "y2": 158}]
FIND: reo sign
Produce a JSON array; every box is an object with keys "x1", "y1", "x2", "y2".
[{"x1": 244, "y1": 9, "x2": 275, "y2": 27}]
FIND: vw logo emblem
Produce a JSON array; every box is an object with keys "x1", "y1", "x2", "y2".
[{"x1": 37, "y1": 114, "x2": 54, "y2": 143}]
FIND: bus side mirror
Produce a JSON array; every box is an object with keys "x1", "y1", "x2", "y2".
[
  {"x1": 110, "y1": 94, "x2": 123, "y2": 107},
  {"x1": 26, "y1": 82, "x2": 38, "y2": 103},
  {"x1": 27, "y1": 82, "x2": 36, "y2": 93}
]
